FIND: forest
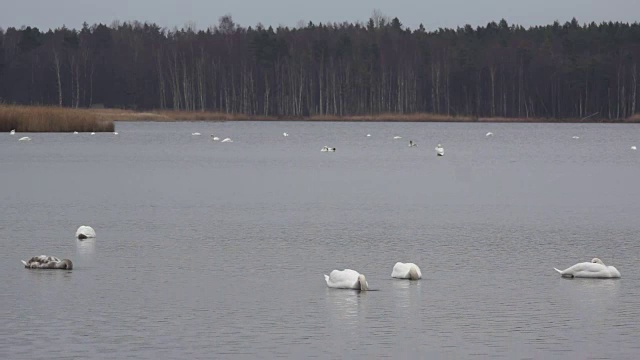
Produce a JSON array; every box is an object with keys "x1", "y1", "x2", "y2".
[{"x1": 1, "y1": 14, "x2": 640, "y2": 120}]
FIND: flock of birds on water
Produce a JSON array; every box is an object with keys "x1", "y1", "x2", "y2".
[
  {"x1": 22, "y1": 225, "x2": 621, "y2": 283},
  {"x1": 10, "y1": 126, "x2": 629, "y2": 284},
  {"x1": 8, "y1": 128, "x2": 639, "y2": 153}
]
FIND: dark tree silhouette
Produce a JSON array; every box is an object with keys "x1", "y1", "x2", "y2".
[{"x1": 1, "y1": 16, "x2": 640, "y2": 120}]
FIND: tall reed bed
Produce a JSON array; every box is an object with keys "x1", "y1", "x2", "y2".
[{"x1": 0, "y1": 105, "x2": 114, "y2": 132}]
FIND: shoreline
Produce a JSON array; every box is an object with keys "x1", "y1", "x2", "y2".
[{"x1": 2, "y1": 105, "x2": 639, "y2": 132}]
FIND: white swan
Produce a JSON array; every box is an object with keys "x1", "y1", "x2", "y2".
[
  {"x1": 73, "y1": 131, "x2": 79, "y2": 134},
  {"x1": 210, "y1": 135, "x2": 220, "y2": 141},
  {"x1": 393, "y1": 136, "x2": 402, "y2": 139},
  {"x1": 75, "y1": 225, "x2": 96, "y2": 240},
  {"x1": 554, "y1": 258, "x2": 621, "y2": 278},
  {"x1": 113, "y1": 132, "x2": 118, "y2": 135},
  {"x1": 321, "y1": 146, "x2": 336, "y2": 152},
  {"x1": 366, "y1": 134, "x2": 371, "y2": 137},
  {"x1": 391, "y1": 262, "x2": 422, "y2": 280},
  {"x1": 10, "y1": 129, "x2": 15, "y2": 135},
  {"x1": 192, "y1": 132, "x2": 201, "y2": 136},
  {"x1": 18, "y1": 136, "x2": 31, "y2": 141},
  {"x1": 283, "y1": 132, "x2": 289, "y2": 137},
  {"x1": 486, "y1": 132, "x2": 494, "y2": 137},
  {"x1": 572, "y1": 136, "x2": 580, "y2": 139},
  {"x1": 632, "y1": 146, "x2": 637, "y2": 150},
  {"x1": 221, "y1": 138, "x2": 233, "y2": 143},
  {"x1": 21, "y1": 255, "x2": 73, "y2": 270},
  {"x1": 324, "y1": 269, "x2": 369, "y2": 290},
  {"x1": 435, "y1": 144, "x2": 444, "y2": 156},
  {"x1": 91, "y1": 132, "x2": 96, "y2": 135},
  {"x1": 408, "y1": 140, "x2": 417, "y2": 147}
]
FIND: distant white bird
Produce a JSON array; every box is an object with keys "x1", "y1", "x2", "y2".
[
  {"x1": 283, "y1": 132, "x2": 289, "y2": 137},
  {"x1": 192, "y1": 132, "x2": 201, "y2": 136},
  {"x1": 10, "y1": 129, "x2": 15, "y2": 135},
  {"x1": 324, "y1": 269, "x2": 369, "y2": 290},
  {"x1": 408, "y1": 140, "x2": 417, "y2": 147},
  {"x1": 321, "y1": 146, "x2": 336, "y2": 152},
  {"x1": 632, "y1": 146, "x2": 637, "y2": 150},
  {"x1": 21, "y1": 255, "x2": 73, "y2": 270},
  {"x1": 113, "y1": 132, "x2": 118, "y2": 135},
  {"x1": 211, "y1": 135, "x2": 220, "y2": 141},
  {"x1": 572, "y1": 136, "x2": 580, "y2": 139},
  {"x1": 91, "y1": 132, "x2": 96, "y2": 135},
  {"x1": 18, "y1": 136, "x2": 31, "y2": 141},
  {"x1": 221, "y1": 138, "x2": 233, "y2": 143},
  {"x1": 73, "y1": 131, "x2": 79, "y2": 134},
  {"x1": 366, "y1": 134, "x2": 371, "y2": 137},
  {"x1": 391, "y1": 262, "x2": 422, "y2": 280},
  {"x1": 486, "y1": 132, "x2": 494, "y2": 137},
  {"x1": 393, "y1": 136, "x2": 402, "y2": 139},
  {"x1": 435, "y1": 144, "x2": 444, "y2": 156},
  {"x1": 554, "y1": 258, "x2": 621, "y2": 278},
  {"x1": 75, "y1": 225, "x2": 96, "y2": 240}
]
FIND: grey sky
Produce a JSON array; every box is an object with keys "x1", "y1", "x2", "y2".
[{"x1": 1, "y1": 0, "x2": 638, "y2": 31}]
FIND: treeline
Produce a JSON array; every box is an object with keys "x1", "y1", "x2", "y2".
[{"x1": 1, "y1": 15, "x2": 640, "y2": 119}]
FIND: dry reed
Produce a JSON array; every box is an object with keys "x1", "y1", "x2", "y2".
[{"x1": 0, "y1": 105, "x2": 114, "y2": 132}]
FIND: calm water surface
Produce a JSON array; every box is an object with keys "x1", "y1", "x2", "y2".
[{"x1": 1, "y1": 121, "x2": 640, "y2": 359}]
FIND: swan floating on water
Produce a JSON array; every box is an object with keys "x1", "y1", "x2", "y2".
[
  {"x1": 210, "y1": 135, "x2": 220, "y2": 141},
  {"x1": 91, "y1": 132, "x2": 96, "y2": 135},
  {"x1": 486, "y1": 132, "x2": 494, "y2": 137},
  {"x1": 10, "y1": 129, "x2": 15, "y2": 135},
  {"x1": 321, "y1": 146, "x2": 336, "y2": 152},
  {"x1": 283, "y1": 132, "x2": 289, "y2": 137},
  {"x1": 393, "y1": 136, "x2": 402, "y2": 139},
  {"x1": 435, "y1": 144, "x2": 444, "y2": 156},
  {"x1": 113, "y1": 132, "x2": 118, "y2": 135},
  {"x1": 366, "y1": 134, "x2": 371, "y2": 137},
  {"x1": 632, "y1": 146, "x2": 637, "y2": 150},
  {"x1": 408, "y1": 140, "x2": 417, "y2": 147},
  {"x1": 75, "y1": 225, "x2": 96, "y2": 240},
  {"x1": 324, "y1": 269, "x2": 368, "y2": 290},
  {"x1": 21, "y1": 255, "x2": 73, "y2": 270},
  {"x1": 221, "y1": 138, "x2": 233, "y2": 143},
  {"x1": 73, "y1": 131, "x2": 79, "y2": 134},
  {"x1": 391, "y1": 262, "x2": 422, "y2": 280},
  {"x1": 572, "y1": 136, "x2": 580, "y2": 139},
  {"x1": 18, "y1": 136, "x2": 31, "y2": 141},
  {"x1": 192, "y1": 132, "x2": 201, "y2": 136},
  {"x1": 554, "y1": 258, "x2": 621, "y2": 278}
]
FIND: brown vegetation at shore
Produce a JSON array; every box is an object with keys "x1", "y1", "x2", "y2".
[{"x1": 0, "y1": 105, "x2": 114, "y2": 132}]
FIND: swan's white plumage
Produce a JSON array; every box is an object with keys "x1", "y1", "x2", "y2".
[
  {"x1": 572, "y1": 136, "x2": 580, "y2": 139},
  {"x1": 211, "y1": 135, "x2": 220, "y2": 141},
  {"x1": 73, "y1": 131, "x2": 79, "y2": 134},
  {"x1": 554, "y1": 258, "x2": 621, "y2": 278},
  {"x1": 391, "y1": 262, "x2": 422, "y2": 280},
  {"x1": 632, "y1": 146, "x2": 637, "y2": 150},
  {"x1": 221, "y1": 138, "x2": 233, "y2": 142},
  {"x1": 321, "y1": 146, "x2": 336, "y2": 152},
  {"x1": 283, "y1": 132, "x2": 289, "y2": 137},
  {"x1": 435, "y1": 144, "x2": 444, "y2": 156},
  {"x1": 324, "y1": 269, "x2": 368, "y2": 290},
  {"x1": 91, "y1": 132, "x2": 96, "y2": 135},
  {"x1": 486, "y1": 132, "x2": 494, "y2": 137},
  {"x1": 366, "y1": 134, "x2": 371, "y2": 137},
  {"x1": 113, "y1": 132, "x2": 118, "y2": 135},
  {"x1": 22, "y1": 255, "x2": 73, "y2": 269},
  {"x1": 10, "y1": 129, "x2": 16, "y2": 135},
  {"x1": 75, "y1": 225, "x2": 96, "y2": 239},
  {"x1": 18, "y1": 136, "x2": 31, "y2": 141},
  {"x1": 192, "y1": 132, "x2": 201, "y2": 136},
  {"x1": 393, "y1": 136, "x2": 402, "y2": 139}
]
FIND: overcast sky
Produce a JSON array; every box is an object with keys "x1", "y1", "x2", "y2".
[{"x1": 2, "y1": 0, "x2": 638, "y2": 31}]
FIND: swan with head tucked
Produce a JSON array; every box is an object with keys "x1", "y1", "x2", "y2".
[
  {"x1": 393, "y1": 136, "x2": 402, "y2": 139},
  {"x1": 632, "y1": 146, "x2": 637, "y2": 150},
  {"x1": 486, "y1": 132, "x2": 494, "y2": 137},
  {"x1": 21, "y1": 255, "x2": 73, "y2": 270},
  {"x1": 221, "y1": 137, "x2": 233, "y2": 143},
  {"x1": 324, "y1": 269, "x2": 368, "y2": 290},
  {"x1": 391, "y1": 262, "x2": 422, "y2": 280},
  {"x1": 75, "y1": 225, "x2": 96, "y2": 239},
  {"x1": 18, "y1": 136, "x2": 31, "y2": 141},
  {"x1": 435, "y1": 144, "x2": 444, "y2": 156},
  {"x1": 554, "y1": 258, "x2": 621, "y2": 278},
  {"x1": 192, "y1": 132, "x2": 201, "y2": 136}
]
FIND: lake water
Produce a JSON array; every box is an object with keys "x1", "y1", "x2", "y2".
[{"x1": 2, "y1": 121, "x2": 640, "y2": 359}]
